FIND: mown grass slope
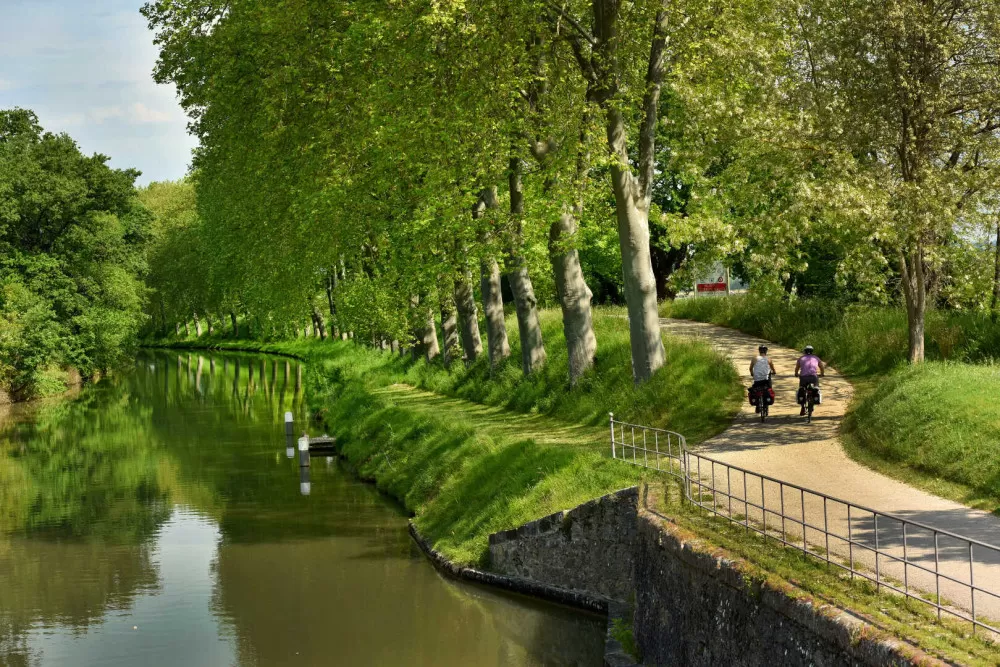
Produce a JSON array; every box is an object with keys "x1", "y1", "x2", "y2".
[{"x1": 843, "y1": 362, "x2": 1000, "y2": 508}]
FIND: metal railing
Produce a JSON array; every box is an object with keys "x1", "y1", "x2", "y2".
[{"x1": 609, "y1": 414, "x2": 1000, "y2": 636}]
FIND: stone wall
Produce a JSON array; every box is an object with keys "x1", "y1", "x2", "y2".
[
  {"x1": 488, "y1": 487, "x2": 638, "y2": 603},
  {"x1": 633, "y1": 507, "x2": 943, "y2": 667}
]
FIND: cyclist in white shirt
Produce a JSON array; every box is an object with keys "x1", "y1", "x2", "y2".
[{"x1": 748, "y1": 345, "x2": 776, "y2": 412}]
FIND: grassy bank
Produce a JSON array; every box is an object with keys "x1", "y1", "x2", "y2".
[
  {"x1": 152, "y1": 308, "x2": 742, "y2": 562},
  {"x1": 664, "y1": 295, "x2": 1000, "y2": 510}
]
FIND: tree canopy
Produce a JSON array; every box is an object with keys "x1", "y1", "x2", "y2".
[
  {"x1": 137, "y1": 0, "x2": 1000, "y2": 373},
  {"x1": 0, "y1": 109, "x2": 152, "y2": 399}
]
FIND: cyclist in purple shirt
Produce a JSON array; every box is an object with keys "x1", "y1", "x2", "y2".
[{"x1": 794, "y1": 345, "x2": 825, "y2": 416}]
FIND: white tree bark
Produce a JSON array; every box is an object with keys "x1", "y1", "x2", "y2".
[
  {"x1": 440, "y1": 292, "x2": 461, "y2": 367},
  {"x1": 588, "y1": 0, "x2": 669, "y2": 382},
  {"x1": 476, "y1": 187, "x2": 511, "y2": 368},
  {"x1": 550, "y1": 209, "x2": 597, "y2": 384},
  {"x1": 454, "y1": 262, "x2": 483, "y2": 362},
  {"x1": 411, "y1": 295, "x2": 440, "y2": 362},
  {"x1": 506, "y1": 157, "x2": 547, "y2": 375},
  {"x1": 193, "y1": 312, "x2": 202, "y2": 337}
]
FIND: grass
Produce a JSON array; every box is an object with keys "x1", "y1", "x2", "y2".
[
  {"x1": 843, "y1": 363, "x2": 1000, "y2": 512},
  {"x1": 656, "y1": 481, "x2": 1000, "y2": 666},
  {"x1": 149, "y1": 307, "x2": 743, "y2": 563},
  {"x1": 664, "y1": 295, "x2": 1000, "y2": 510}
]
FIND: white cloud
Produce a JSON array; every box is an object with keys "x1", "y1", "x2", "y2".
[
  {"x1": 50, "y1": 112, "x2": 86, "y2": 127},
  {"x1": 0, "y1": 79, "x2": 12, "y2": 92},
  {"x1": 130, "y1": 102, "x2": 172, "y2": 124},
  {"x1": 89, "y1": 106, "x2": 123, "y2": 123}
]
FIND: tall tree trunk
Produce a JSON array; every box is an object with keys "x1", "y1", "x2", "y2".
[
  {"x1": 607, "y1": 152, "x2": 664, "y2": 381},
  {"x1": 193, "y1": 312, "x2": 202, "y2": 337},
  {"x1": 476, "y1": 188, "x2": 511, "y2": 368},
  {"x1": 312, "y1": 307, "x2": 327, "y2": 340},
  {"x1": 506, "y1": 157, "x2": 547, "y2": 375},
  {"x1": 550, "y1": 209, "x2": 597, "y2": 384},
  {"x1": 184, "y1": 320, "x2": 190, "y2": 337},
  {"x1": 453, "y1": 262, "x2": 483, "y2": 362},
  {"x1": 411, "y1": 296, "x2": 440, "y2": 362},
  {"x1": 160, "y1": 298, "x2": 168, "y2": 336},
  {"x1": 586, "y1": 0, "x2": 669, "y2": 382},
  {"x1": 440, "y1": 292, "x2": 461, "y2": 367},
  {"x1": 327, "y1": 271, "x2": 337, "y2": 316},
  {"x1": 992, "y1": 222, "x2": 1000, "y2": 321},
  {"x1": 175, "y1": 322, "x2": 180, "y2": 336},
  {"x1": 537, "y1": 116, "x2": 598, "y2": 385},
  {"x1": 230, "y1": 311, "x2": 239, "y2": 338},
  {"x1": 899, "y1": 246, "x2": 927, "y2": 363}
]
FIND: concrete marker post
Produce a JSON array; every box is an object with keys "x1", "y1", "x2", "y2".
[
  {"x1": 298, "y1": 434, "x2": 310, "y2": 467},
  {"x1": 285, "y1": 411, "x2": 295, "y2": 459}
]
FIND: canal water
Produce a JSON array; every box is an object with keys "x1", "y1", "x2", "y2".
[{"x1": 0, "y1": 350, "x2": 605, "y2": 666}]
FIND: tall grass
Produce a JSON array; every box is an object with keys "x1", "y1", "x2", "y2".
[{"x1": 664, "y1": 295, "x2": 1000, "y2": 376}]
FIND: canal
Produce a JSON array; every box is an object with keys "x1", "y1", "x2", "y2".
[{"x1": 0, "y1": 350, "x2": 606, "y2": 666}]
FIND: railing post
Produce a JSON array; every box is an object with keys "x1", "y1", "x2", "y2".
[{"x1": 609, "y1": 413, "x2": 615, "y2": 459}]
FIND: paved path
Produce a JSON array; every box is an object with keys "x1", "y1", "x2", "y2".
[{"x1": 660, "y1": 318, "x2": 1000, "y2": 626}]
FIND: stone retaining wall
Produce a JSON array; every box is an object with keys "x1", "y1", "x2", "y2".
[
  {"x1": 488, "y1": 487, "x2": 638, "y2": 603},
  {"x1": 486, "y1": 485, "x2": 944, "y2": 666},
  {"x1": 633, "y1": 507, "x2": 944, "y2": 667}
]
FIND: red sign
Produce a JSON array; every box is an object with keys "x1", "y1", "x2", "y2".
[{"x1": 696, "y1": 282, "x2": 727, "y2": 293}]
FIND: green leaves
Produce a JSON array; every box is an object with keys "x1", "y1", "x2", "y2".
[{"x1": 0, "y1": 109, "x2": 150, "y2": 397}]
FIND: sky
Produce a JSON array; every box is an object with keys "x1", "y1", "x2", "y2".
[{"x1": 0, "y1": 0, "x2": 197, "y2": 185}]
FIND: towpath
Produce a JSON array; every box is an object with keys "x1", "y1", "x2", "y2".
[{"x1": 660, "y1": 318, "x2": 1000, "y2": 625}]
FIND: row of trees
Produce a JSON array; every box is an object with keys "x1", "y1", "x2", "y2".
[
  {"x1": 141, "y1": 0, "x2": 1000, "y2": 379},
  {"x1": 0, "y1": 109, "x2": 152, "y2": 399}
]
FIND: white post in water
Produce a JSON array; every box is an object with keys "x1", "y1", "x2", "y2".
[
  {"x1": 299, "y1": 466, "x2": 311, "y2": 496},
  {"x1": 609, "y1": 413, "x2": 616, "y2": 460},
  {"x1": 285, "y1": 412, "x2": 295, "y2": 459},
  {"x1": 298, "y1": 434, "x2": 310, "y2": 467}
]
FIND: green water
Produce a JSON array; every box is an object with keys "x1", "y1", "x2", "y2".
[{"x1": 0, "y1": 351, "x2": 605, "y2": 666}]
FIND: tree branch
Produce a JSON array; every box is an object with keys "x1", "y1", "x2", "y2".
[{"x1": 637, "y1": 5, "x2": 671, "y2": 201}]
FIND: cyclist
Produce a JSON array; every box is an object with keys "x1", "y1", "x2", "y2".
[
  {"x1": 794, "y1": 345, "x2": 826, "y2": 416},
  {"x1": 749, "y1": 345, "x2": 776, "y2": 413}
]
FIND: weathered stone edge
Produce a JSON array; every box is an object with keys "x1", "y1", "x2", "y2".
[
  {"x1": 407, "y1": 520, "x2": 610, "y2": 615},
  {"x1": 488, "y1": 487, "x2": 639, "y2": 547},
  {"x1": 640, "y1": 508, "x2": 951, "y2": 667},
  {"x1": 603, "y1": 601, "x2": 640, "y2": 667}
]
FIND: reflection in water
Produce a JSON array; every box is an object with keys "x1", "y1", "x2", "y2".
[{"x1": 0, "y1": 351, "x2": 605, "y2": 666}]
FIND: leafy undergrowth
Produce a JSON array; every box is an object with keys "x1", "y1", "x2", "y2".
[
  {"x1": 662, "y1": 482, "x2": 1000, "y2": 666},
  {"x1": 664, "y1": 295, "x2": 1000, "y2": 510},
  {"x1": 148, "y1": 307, "x2": 742, "y2": 563}
]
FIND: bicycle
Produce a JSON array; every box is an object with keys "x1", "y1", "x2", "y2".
[
  {"x1": 804, "y1": 383, "x2": 820, "y2": 423},
  {"x1": 749, "y1": 377, "x2": 773, "y2": 423}
]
